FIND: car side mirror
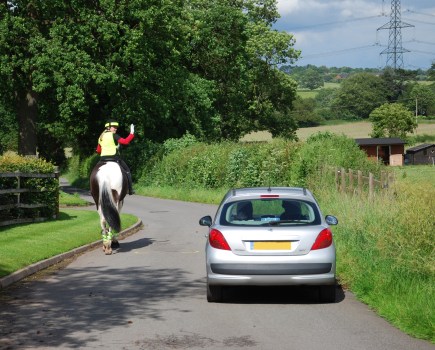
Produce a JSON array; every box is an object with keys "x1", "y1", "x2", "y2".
[
  {"x1": 199, "y1": 215, "x2": 213, "y2": 227},
  {"x1": 325, "y1": 215, "x2": 338, "y2": 225}
]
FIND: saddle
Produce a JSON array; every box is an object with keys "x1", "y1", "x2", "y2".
[{"x1": 100, "y1": 157, "x2": 119, "y2": 163}]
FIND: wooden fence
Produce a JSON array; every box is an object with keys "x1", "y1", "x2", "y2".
[
  {"x1": 334, "y1": 167, "x2": 394, "y2": 198},
  {"x1": 0, "y1": 171, "x2": 59, "y2": 227}
]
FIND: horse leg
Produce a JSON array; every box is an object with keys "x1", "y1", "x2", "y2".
[
  {"x1": 110, "y1": 200, "x2": 123, "y2": 249},
  {"x1": 111, "y1": 238, "x2": 120, "y2": 249},
  {"x1": 103, "y1": 239, "x2": 112, "y2": 255},
  {"x1": 99, "y1": 208, "x2": 109, "y2": 252},
  {"x1": 102, "y1": 228, "x2": 113, "y2": 255}
]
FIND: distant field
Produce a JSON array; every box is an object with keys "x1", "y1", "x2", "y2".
[
  {"x1": 297, "y1": 82, "x2": 340, "y2": 98},
  {"x1": 241, "y1": 121, "x2": 435, "y2": 142}
]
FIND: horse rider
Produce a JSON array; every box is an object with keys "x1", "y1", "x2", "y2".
[{"x1": 96, "y1": 120, "x2": 135, "y2": 195}]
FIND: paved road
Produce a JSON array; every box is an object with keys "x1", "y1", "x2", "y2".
[{"x1": 0, "y1": 189, "x2": 433, "y2": 350}]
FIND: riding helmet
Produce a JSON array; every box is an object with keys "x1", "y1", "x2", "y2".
[{"x1": 105, "y1": 120, "x2": 119, "y2": 128}]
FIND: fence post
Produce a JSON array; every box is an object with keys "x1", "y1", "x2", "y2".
[
  {"x1": 369, "y1": 172, "x2": 374, "y2": 199},
  {"x1": 335, "y1": 167, "x2": 339, "y2": 191},
  {"x1": 381, "y1": 171, "x2": 386, "y2": 188},
  {"x1": 388, "y1": 172, "x2": 394, "y2": 187},
  {"x1": 357, "y1": 170, "x2": 362, "y2": 196},
  {"x1": 15, "y1": 171, "x2": 21, "y2": 217},
  {"x1": 341, "y1": 167, "x2": 346, "y2": 193},
  {"x1": 54, "y1": 167, "x2": 60, "y2": 219},
  {"x1": 348, "y1": 168, "x2": 354, "y2": 193}
]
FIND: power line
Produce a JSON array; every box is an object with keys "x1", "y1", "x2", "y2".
[
  {"x1": 408, "y1": 49, "x2": 435, "y2": 56},
  {"x1": 404, "y1": 9, "x2": 435, "y2": 18},
  {"x1": 402, "y1": 17, "x2": 435, "y2": 26},
  {"x1": 289, "y1": 15, "x2": 383, "y2": 31},
  {"x1": 405, "y1": 40, "x2": 435, "y2": 46},
  {"x1": 300, "y1": 45, "x2": 381, "y2": 59}
]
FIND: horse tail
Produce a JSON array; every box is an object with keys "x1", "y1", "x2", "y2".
[{"x1": 100, "y1": 180, "x2": 121, "y2": 233}]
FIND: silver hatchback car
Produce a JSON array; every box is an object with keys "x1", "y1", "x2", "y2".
[{"x1": 199, "y1": 187, "x2": 338, "y2": 303}]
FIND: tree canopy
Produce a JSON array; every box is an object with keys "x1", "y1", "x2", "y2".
[
  {"x1": 369, "y1": 103, "x2": 417, "y2": 139},
  {"x1": 331, "y1": 72, "x2": 389, "y2": 120},
  {"x1": 0, "y1": 0, "x2": 300, "y2": 164}
]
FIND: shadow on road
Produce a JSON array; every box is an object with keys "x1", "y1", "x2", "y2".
[
  {"x1": 0, "y1": 266, "x2": 204, "y2": 349},
  {"x1": 117, "y1": 237, "x2": 153, "y2": 252},
  {"x1": 215, "y1": 284, "x2": 346, "y2": 305}
]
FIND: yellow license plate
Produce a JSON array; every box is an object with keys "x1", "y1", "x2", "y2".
[{"x1": 252, "y1": 241, "x2": 292, "y2": 250}]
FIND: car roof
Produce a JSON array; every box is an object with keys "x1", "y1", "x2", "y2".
[{"x1": 221, "y1": 187, "x2": 315, "y2": 203}]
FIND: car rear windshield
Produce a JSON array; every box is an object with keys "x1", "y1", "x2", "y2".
[{"x1": 219, "y1": 199, "x2": 321, "y2": 226}]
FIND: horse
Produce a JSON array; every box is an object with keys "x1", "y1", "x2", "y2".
[{"x1": 90, "y1": 160, "x2": 128, "y2": 255}]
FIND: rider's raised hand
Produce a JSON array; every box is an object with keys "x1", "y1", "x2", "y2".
[{"x1": 130, "y1": 124, "x2": 135, "y2": 134}]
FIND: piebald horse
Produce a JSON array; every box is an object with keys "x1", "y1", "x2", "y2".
[{"x1": 90, "y1": 161, "x2": 128, "y2": 255}]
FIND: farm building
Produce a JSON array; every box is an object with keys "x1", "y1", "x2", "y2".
[
  {"x1": 405, "y1": 143, "x2": 435, "y2": 165},
  {"x1": 355, "y1": 138, "x2": 406, "y2": 166}
]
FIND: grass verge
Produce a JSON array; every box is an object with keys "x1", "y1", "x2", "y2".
[
  {"x1": 136, "y1": 185, "x2": 225, "y2": 205},
  {"x1": 0, "y1": 209, "x2": 137, "y2": 278},
  {"x1": 314, "y1": 181, "x2": 434, "y2": 343},
  {"x1": 59, "y1": 191, "x2": 91, "y2": 207}
]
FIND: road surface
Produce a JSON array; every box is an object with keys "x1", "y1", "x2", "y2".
[{"x1": 0, "y1": 191, "x2": 433, "y2": 350}]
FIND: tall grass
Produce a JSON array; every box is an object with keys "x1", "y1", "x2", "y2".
[{"x1": 312, "y1": 175, "x2": 435, "y2": 342}]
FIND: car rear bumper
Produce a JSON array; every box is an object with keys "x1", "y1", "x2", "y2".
[
  {"x1": 211, "y1": 263, "x2": 332, "y2": 275},
  {"x1": 207, "y1": 272, "x2": 336, "y2": 286},
  {"x1": 206, "y1": 245, "x2": 335, "y2": 286}
]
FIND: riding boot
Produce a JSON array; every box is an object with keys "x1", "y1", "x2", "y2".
[{"x1": 126, "y1": 171, "x2": 135, "y2": 195}]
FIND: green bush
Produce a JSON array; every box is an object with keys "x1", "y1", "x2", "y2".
[
  {"x1": 141, "y1": 133, "x2": 383, "y2": 190},
  {"x1": 66, "y1": 154, "x2": 99, "y2": 189},
  {"x1": 0, "y1": 153, "x2": 58, "y2": 221}
]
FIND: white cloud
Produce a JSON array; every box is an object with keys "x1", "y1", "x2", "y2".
[
  {"x1": 276, "y1": 0, "x2": 302, "y2": 15},
  {"x1": 277, "y1": 0, "x2": 381, "y2": 17}
]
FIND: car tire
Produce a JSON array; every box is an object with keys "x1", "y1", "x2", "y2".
[
  {"x1": 207, "y1": 283, "x2": 223, "y2": 303},
  {"x1": 319, "y1": 285, "x2": 336, "y2": 303}
]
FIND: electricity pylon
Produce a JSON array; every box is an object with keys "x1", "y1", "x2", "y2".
[{"x1": 377, "y1": 0, "x2": 414, "y2": 69}]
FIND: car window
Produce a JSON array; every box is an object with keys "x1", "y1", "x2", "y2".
[{"x1": 220, "y1": 199, "x2": 320, "y2": 226}]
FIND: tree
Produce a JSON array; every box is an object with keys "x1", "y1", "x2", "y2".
[
  {"x1": 369, "y1": 103, "x2": 417, "y2": 139},
  {"x1": 332, "y1": 73, "x2": 389, "y2": 120},
  {"x1": 315, "y1": 88, "x2": 337, "y2": 120},
  {"x1": 186, "y1": 0, "x2": 300, "y2": 141},
  {"x1": 0, "y1": 0, "x2": 189, "y2": 158},
  {"x1": 298, "y1": 67, "x2": 323, "y2": 90},
  {"x1": 290, "y1": 96, "x2": 321, "y2": 127},
  {"x1": 407, "y1": 84, "x2": 435, "y2": 117},
  {"x1": 426, "y1": 62, "x2": 435, "y2": 82},
  {"x1": 380, "y1": 67, "x2": 416, "y2": 102},
  {"x1": 0, "y1": 0, "x2": 301, "y2": 164}
]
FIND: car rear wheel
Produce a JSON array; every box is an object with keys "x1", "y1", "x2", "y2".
[
  {"x1": 207, "y1": 283, "x2": 223, "y2": 303},
  {"x1": 319, "y1": 284, "x2": 336, "y2": 303}
]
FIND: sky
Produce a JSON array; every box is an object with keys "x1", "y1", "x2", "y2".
[{"x1": 274, "y1": 0, "x2": 435, "y2": 69}]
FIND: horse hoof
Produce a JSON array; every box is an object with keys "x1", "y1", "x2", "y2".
[
  {"x1": 103, "y1": 240, "x2": 112, "y2": 254},
  {"x1": 111, "y1": 240, "x2": 120, "y2": 249}
]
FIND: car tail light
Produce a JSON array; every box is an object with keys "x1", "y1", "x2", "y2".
[
  {"x1": 311, "y1": 228, "x2": 333, "y2": 250},
  {"x1": 209, "y1": 229, "x2": 231, "y2": 250}
]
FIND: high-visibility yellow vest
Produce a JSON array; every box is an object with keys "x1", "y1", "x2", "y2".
[{"x1": 99, "y1": 131, "x2": 118, "y2": 156}]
